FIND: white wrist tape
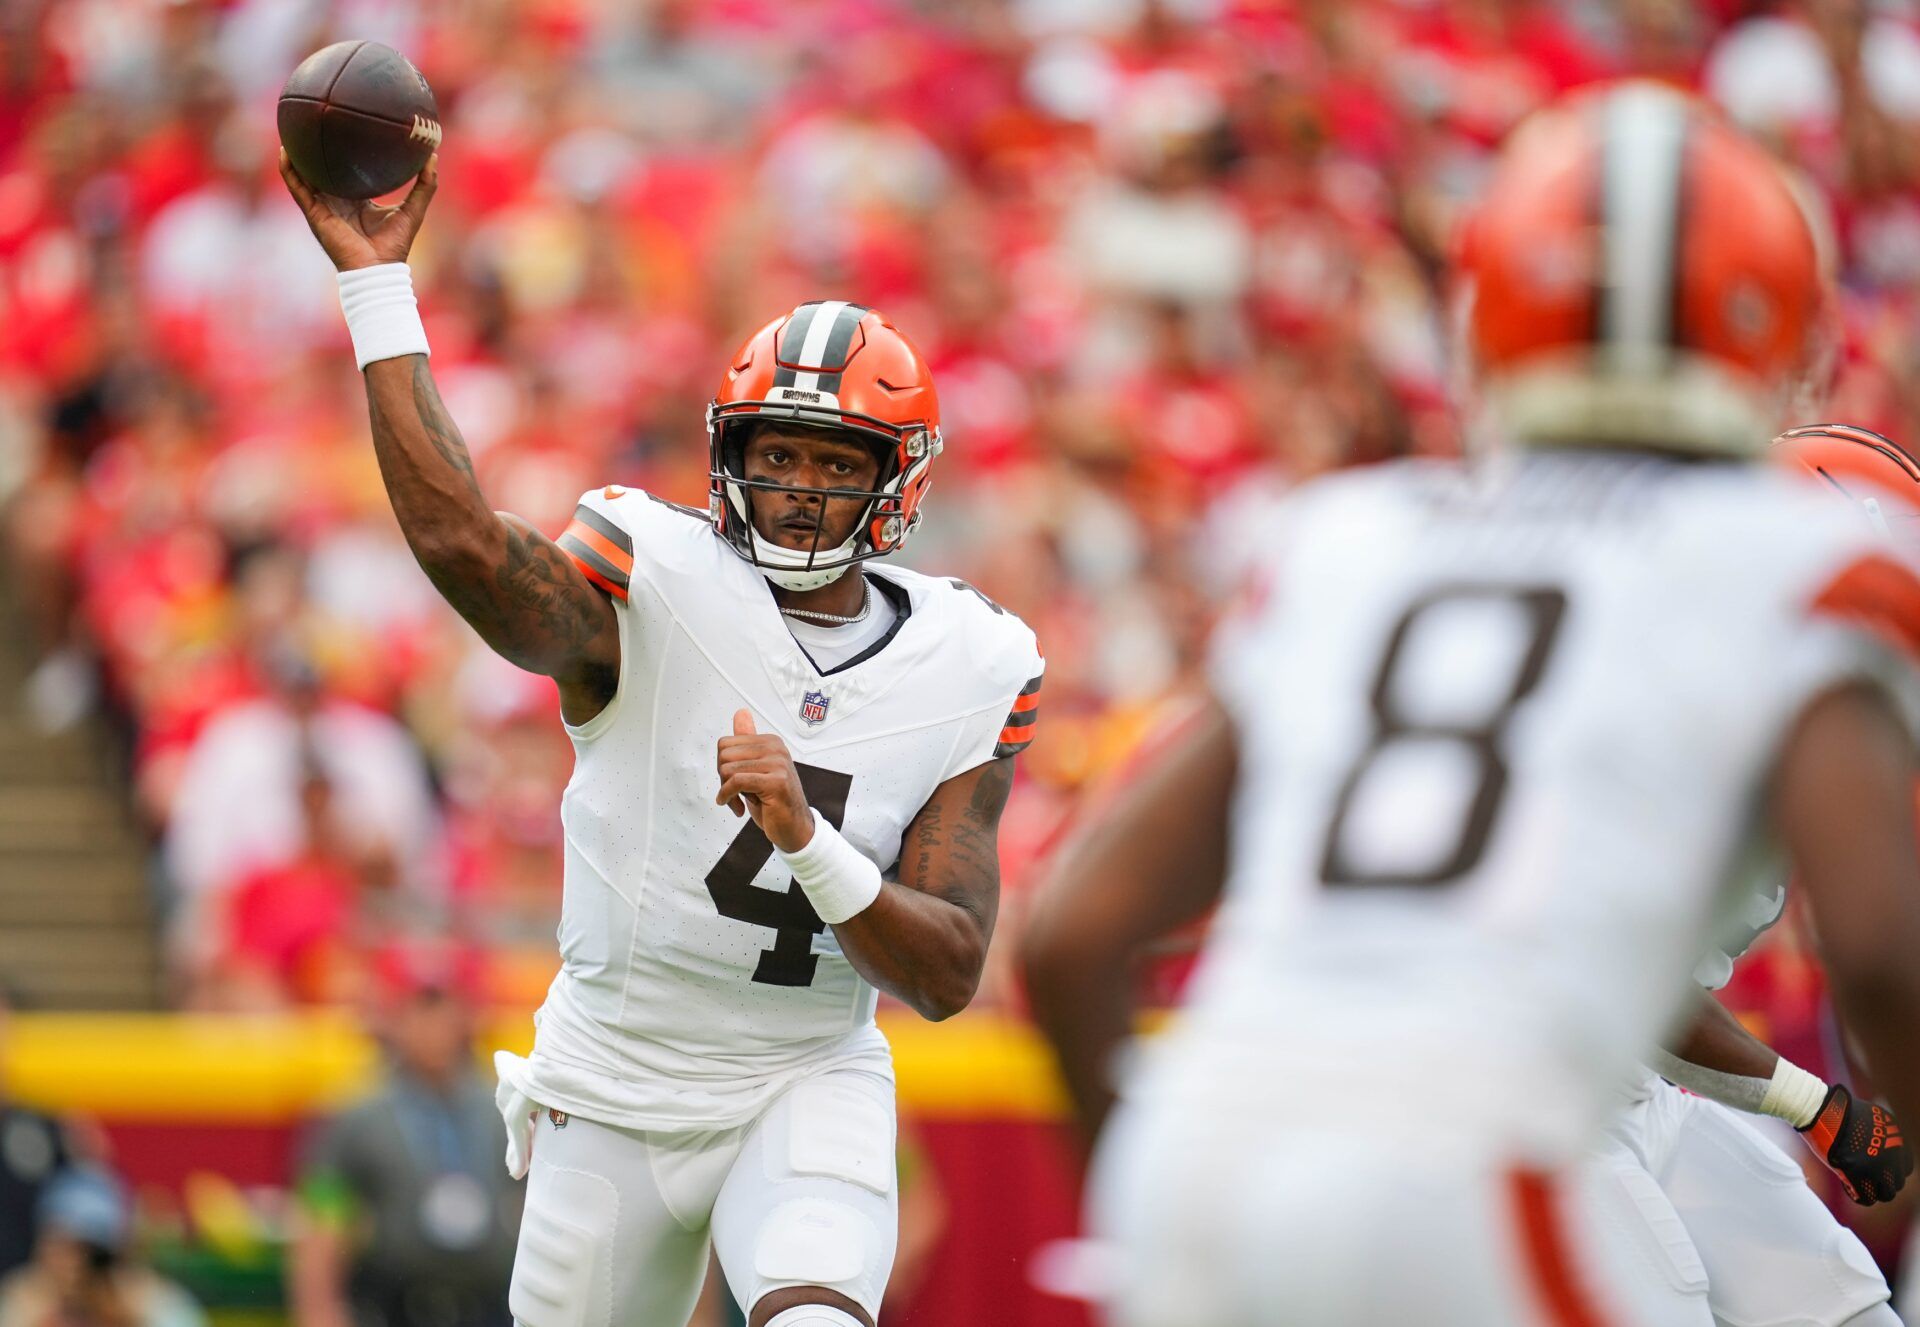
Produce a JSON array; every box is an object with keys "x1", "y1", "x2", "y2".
[
  {"x1": 778, "y1": 811, "x2": 882, "y2": 925},
  {"x1": 1760, "y1": 1057, "x2": 1829, "y2": 1129},
  {"x1": 337, "y1": 263, "x2": 429, "y2": 369}
]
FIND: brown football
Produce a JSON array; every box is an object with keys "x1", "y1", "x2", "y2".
[{"x1": 278, "y1": 41, "x2": 441, "y2": 200}]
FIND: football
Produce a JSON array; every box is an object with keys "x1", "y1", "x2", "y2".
[{"x1": 277, "y1": 40, "x2": 440, "y2": 200}]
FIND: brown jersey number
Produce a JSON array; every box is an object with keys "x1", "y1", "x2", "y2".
[
  {"x1": 704, "y1": 764, "x2": 853, "y2": 986},
  {"x1": 1319, "y1": 585, "x2": 1568, "y2": 889}
]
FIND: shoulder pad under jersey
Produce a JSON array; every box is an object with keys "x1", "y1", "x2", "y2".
[
  {"x1": 885, "y1": 568, "x2": 1045, "y2": 759},
  {"x1": 556, "y1": 485, "x2": 708, "y2": 601}
]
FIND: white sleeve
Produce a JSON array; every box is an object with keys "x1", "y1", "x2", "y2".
[
  {"x1": 943, "y1": 656, "x2": 1044, "y2": 780},
  {"x1": 1205, "y1": 498, "x2": 1306, "y2": 728},
  {"x1": 1773, "y1": 609, "x2": 1920, "y2": 747}
]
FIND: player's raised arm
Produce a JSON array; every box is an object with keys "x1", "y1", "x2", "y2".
[
  {"x1": 1020, "y1": 698, "x2": 1237, "y2": 1148},
  {"x1": 279, "y1": 152, "x2": 618, "y2": 722},
  {"x1": 1774, "y1": 683, "x2": 1920, "y2": 1152}
]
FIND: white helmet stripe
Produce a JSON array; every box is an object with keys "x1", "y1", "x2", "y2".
[
  {"x1": 790, "y1": 299, "x2": 852, "y2": 393},
  {"x1": 1599, "y1": 84, "x2": 1688, "y2": 373}
]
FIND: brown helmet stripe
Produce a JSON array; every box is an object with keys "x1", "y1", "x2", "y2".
[
  {"x1": 784, "y1": 301, "x2": 869, "y2": 396},
  {"x1": 772, "y1": 302, "x2": 825, "y2": 388},
  {"x1": 811, "y1": 303, "x2": 870, "y2": 395}
]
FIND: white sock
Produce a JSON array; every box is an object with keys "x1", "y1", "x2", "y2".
[{"x1": 761, "y1": 1307, "x2": 864, "y2": 1327}]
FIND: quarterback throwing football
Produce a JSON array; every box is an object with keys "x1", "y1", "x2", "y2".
[{"x1": 281, "y1": 152, "x2": 1040, "y2": 1327}]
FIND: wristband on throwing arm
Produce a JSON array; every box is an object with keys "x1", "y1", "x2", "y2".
[
  {"x1": 777, "y1": 811, "x2": 882, "y2": 925},
  {"x1": 337, "y1": 263, "x2": 430, "y2": 369}
]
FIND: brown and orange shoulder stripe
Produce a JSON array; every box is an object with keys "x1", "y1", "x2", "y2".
[
  {"x1": 994, "y1": 671, "x2": 1043, "y2": 759},
  {"x1": 557, "y1": 504, "x2": 634, "y2": 601}
]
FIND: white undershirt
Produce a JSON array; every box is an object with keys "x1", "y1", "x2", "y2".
[{"x1": 780, "y1": 579, "x2": 900, "y2": 671}]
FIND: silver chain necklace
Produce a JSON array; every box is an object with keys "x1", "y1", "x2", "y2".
[{"x1": 779, "y1": 582, "x2": 871, "y2": 626}]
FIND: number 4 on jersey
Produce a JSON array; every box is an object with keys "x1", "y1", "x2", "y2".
[{"x1": 704, "y1": 764, "x2": 854, "y2": 987}]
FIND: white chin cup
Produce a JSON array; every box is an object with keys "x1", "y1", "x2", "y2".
[{"x1": 759, "y1": 554, "x2": 855, "y2": 592}]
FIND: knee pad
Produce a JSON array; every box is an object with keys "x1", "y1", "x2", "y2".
[
  {"x1": 716, "y1": 1074, "x2": 898, "y2": 1319},
  {"x1": 762, "y1": 1309, "x2": 866, "y2": 1327},
  {"x1": 753, "y1": 1196, "x2": 886, "y2": 1307}
]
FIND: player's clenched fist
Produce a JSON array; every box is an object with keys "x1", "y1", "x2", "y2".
[
  {"x1": 715, "y1": 710, "x2": 816, "y2": 852},
  {"x1": 1799, "y1": 1084, "x2": 1912, "y2": 1205}
]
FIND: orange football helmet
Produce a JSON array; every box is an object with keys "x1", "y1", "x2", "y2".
[
  {"x1": 1774, "y1": 423, "x2": 1920, "y2": 542},
  {"x1": 1456, "y1": 81, "x2": 1825, "y2": 458},
  {"x1": 707, "y1": 301, "x2": 942, "y2": 590}
]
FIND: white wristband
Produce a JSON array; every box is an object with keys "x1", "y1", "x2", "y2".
[
  {"x1": 337, "y1": 263, "x2": 430, "y2": 369},
  {"x1": 778, "y1": 811, "x2": 882, "y2": 925},
  {"x1": 1760, "y1": 1057, "x2": 1829, "y2": 1129}
]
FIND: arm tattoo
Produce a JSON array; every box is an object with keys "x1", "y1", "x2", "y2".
[
  {"x1": 965, "y1": 758, "x2": 1016, "y2": 823},
  {"x1": 411, "y1": 358, "x2": 476, "y2": 480},
  {"x1": 909, "y1": 799, "x2": 944, "y2": 887},
  {"x1": 495, "y1": 521, "x2": 604, "y2": 654},
  {"x1": 359, "y1": 357, "x2": 614, "y2": 684},
  {"x1": 937, "y1": 759, "x2": 1015, "y2": 920}
]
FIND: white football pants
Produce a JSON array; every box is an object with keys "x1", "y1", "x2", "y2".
[
  {"x1": 507, "y1": 1066, "x2": 898, "y2": 1327},
  {"x1": 1088, "y1": 1099, "x2": 1717, "y2": 1327},
  {"x1": 1599, "y1": 1078, "x2": 1894, "y2": 1327}
]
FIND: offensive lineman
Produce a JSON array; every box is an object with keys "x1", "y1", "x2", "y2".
[
  {"x1": 280, "y1": 150, "x2": 1041, "y2": 1327},
  {"x1": 1577, "y1": 424, "x2": 1920, "y2": 1327},
  {"x1": 1022, "y1": 84, "x2": 1920, "y2": 1326}
]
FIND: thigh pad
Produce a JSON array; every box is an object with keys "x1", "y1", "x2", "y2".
[{"x1": 510, "y1": 1165, "x2": 618, "y2": 1327}]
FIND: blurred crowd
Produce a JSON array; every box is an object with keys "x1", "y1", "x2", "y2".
[
  {"x1": 3, "y1": 0, "x2": 1920, "y2": 1015},
  {"x1": 3, "y1": 0, "x2": 1920, "y2": 1317}
]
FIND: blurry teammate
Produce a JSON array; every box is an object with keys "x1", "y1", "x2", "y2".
[
  {"x1": 1587, "y1": 423, "x2": 1920, "y2": 1327},
  {"x1": 280, "y1": 150, "x2": 1041, "y2": 1327},
  {"x1": 1779, "y1": 423, "x2": 1920, "y2": 545},
  {"x1": 1022, "y1": 83, "x2": 1920, "y2": 1326}
]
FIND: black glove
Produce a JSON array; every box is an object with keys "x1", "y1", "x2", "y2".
[{"x1": 1797, "y1": 1084, "x2": 1912, "y2": 1206}]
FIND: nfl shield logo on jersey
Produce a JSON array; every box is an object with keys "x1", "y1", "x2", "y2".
[{"x1": 800, "y1": 690, "x2": 830, "y2": 726}]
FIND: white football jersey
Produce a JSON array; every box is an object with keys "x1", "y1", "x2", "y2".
[
  {"x1": 1136, "y1": 451, "x2": 1919, "y2": 1162},
  {"x1": 517, "y1": 486, "x2": 1042, "y2": 1131}
]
